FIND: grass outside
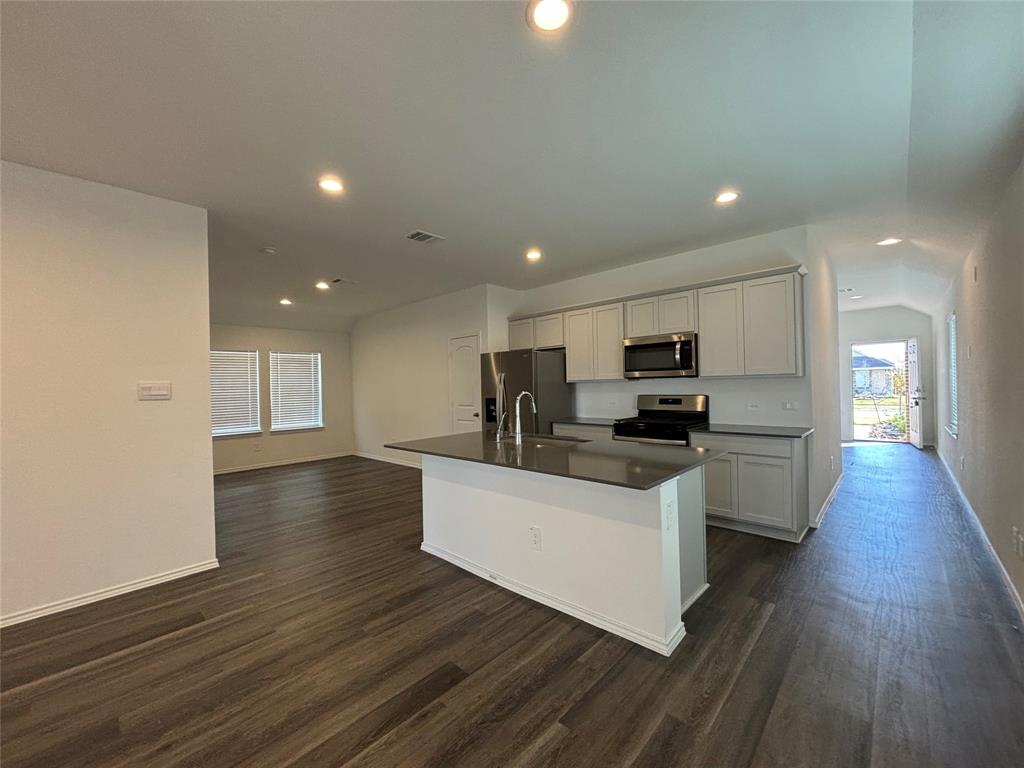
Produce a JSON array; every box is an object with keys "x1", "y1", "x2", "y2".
[{"x1": 853, "y1": 396, "x2": 902, "y2": 407}]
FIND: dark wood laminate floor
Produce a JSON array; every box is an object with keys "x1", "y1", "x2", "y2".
[{"x1": 2, "y1": 444, "x2": 1023, "y2": 767}]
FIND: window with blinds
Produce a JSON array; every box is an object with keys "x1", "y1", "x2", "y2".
[
  {"x1": 947, "y1": 313, "x2": 958, "y2": 433},
  {"x1": 270, "y1": 351, "x2": 323, "y2": 431},
  {"x1": 210, "y1": 350, "x2": 261, "y2": 437}
]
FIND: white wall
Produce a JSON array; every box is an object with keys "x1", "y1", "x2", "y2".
[
  {"x1": 838, "y1": 305, "x2": 936, "y2": 445},
  {"x1": 1, "y1": 162, "x2": 217, "y2": 623},
  {"x1": 934, "y1": 158, "x2": 1024, "y2": 598},
  {"x1": 804, "y1": 227, "x2": 843, "y2": 520},
  {"x1": 516, "y1": 226, "x2": 807, "y2": 315},
  {"x1": 351, "y1": 285, "x2": 489, "y2": 465},
  {"x1": 210, "y1": 324, "x2": 354, "y2": 473}
]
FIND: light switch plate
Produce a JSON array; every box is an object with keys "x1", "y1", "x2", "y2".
[{"x1": 137, "y1": 381, "x2": 172, "y2": 401}]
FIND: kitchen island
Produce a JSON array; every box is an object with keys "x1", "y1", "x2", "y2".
[{"x1": 386, "y1": 431, "x2": 723, "y2": 655}]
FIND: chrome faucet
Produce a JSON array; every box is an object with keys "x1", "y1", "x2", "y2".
[{"x1": 514, "y1": 390, "x2": 537, "y2": 445}]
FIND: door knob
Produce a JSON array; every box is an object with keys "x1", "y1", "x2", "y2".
[{"x1": 473, "y1": 412, "x2": 480, "y2": 418}]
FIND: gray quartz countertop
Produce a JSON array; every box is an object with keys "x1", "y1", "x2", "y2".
[
  {"x1": 692, "y1": 424, "x2": 815, "y2": 439},
  {"x1": 550, "y1": 416, "x2": 617, "y2": 427},
  {"x1": 386, "y1": 431, "x2": 724, "y2": 491}
]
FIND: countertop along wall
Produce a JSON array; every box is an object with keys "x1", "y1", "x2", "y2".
[
  {"x1": 838, "y1": 305, "x2": 936, "y2": 445},
  {"x1": 210, "y1": 324, "x2": 355, "y2": 473},
  {"x1": 1, "y1": 162, "x2": 217, "y2": 624},
  {"x1": 934, "y1": 159, "x2": 1024, "y2": 602}
]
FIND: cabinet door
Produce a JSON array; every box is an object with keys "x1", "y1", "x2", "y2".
[
  {"x1": 658, "y1": 290, "x2": 697, "y2": 333},
  {"x1": 697, "y1": 283, "x2": 745, "y2": 376},
  {"x1": 625, "y1": 297, "x2": 659, "y2": 337},
  {"x1": 737, "y1": 455, "x2": 793, "y2": 530},
  {"x1": 703, "y1": 453, "x2": 738, "y2": 519},
  {"x1": 743, "y1": 274, "x2": 797, "y2": 375},
  {"x1": 593, "y1": 303, "x2": 624, "y2": 380},
  {"x1": 534, "y1": 313, "x2": 565, "y2": 349},
  {"x1": 508, "y1": 319, "x2": 535, "y2": 350},
  {"x1": 564, "y1": 308, "x2": 595, "y2": 382},
  {"x1": 552, "y1": 423, "x2": 614, "y2": 443}
]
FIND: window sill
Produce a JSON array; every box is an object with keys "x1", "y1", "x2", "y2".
[
  {"x1": 270, "y1": 425, "x2": 325, "y2": 434},
  {"x1": 945, "y1": 425, "x2": 958, "y2": 439},
  {"x1": 213, "y1": 430, "x2": 263, "y2": 440}
]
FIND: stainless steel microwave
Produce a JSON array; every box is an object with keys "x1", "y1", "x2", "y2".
[{"x1": 623, "y1": 332, "x2": 698, "y2": 378}]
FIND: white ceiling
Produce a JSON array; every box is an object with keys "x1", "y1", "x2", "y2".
[{"x1": 3, "y1": 1, "x2": 1022, "y2": 328}]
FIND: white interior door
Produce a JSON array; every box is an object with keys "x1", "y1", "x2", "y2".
[
  {"x1": 449, "y1": 333, "x2": 481, "y2": 433},
  {"x1": 907, "y1": 336, "x2": 924, "y2": 449}
]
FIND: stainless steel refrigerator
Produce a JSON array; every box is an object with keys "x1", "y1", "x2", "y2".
[{"x1": 481, "y1": 349, "x2": 574, "y2": 436}]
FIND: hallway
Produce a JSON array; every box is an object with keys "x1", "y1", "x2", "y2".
[{"x1": 1, "y1": 445, "x2": 1022, "y2": 767}]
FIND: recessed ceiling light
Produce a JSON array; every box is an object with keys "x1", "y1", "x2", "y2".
[
  {"x1": 876, "y1": 238, "x2": 902, "y2": 246},
  {"x1": 315, "y1": 281, "x2": 330, "y2": 291},
  {"x1": 259, "y1": 246, "x2": 278, "y2": 256},
  {"x1": 526, "y1": 248, "x2": 543, "y2": 262},
  {"x1": 715, "y1": 189, "x2": 740, "y2": 204},
  {"x1": 279, "y1": 298, "x2": 293, "y2": 305},
  {"x1": 527, "y1": 0, "x2": 571, "y2": 33},
  {"x1": 849, "y1": 295, "x2": 864, "y2": 300},
  {"x1": 317, "y1": 175, "x2": 344, "y2": 195}
]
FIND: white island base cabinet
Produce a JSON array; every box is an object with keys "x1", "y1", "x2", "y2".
[{"x1": 419, "y1": 455, "x2": 709, "y2": 655}]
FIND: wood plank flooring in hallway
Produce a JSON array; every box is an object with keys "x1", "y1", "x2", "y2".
[{"x1": 2, "y1": 444, "x2": 1022, "y2": 767}]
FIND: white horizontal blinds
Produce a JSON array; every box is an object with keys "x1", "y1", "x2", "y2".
[
  {"x1": 210, "y1": 350, "x2": 260, "y2": 437},
  {"x1": 948, "y1": 313, "x2": 959, "y2": 430},
  {"x1": 270, "y1": 351, "x2": 323, "y2": 431}
]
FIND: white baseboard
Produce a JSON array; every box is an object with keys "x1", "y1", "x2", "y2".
[
  {"x1": 421, "y1": 542, "x2": 686, "y2": 656},
  {"x1": 939, "y1": 453, "x2": 1024, "y2": 621},
  {"x1": 810, "y1": 471, "x2": 844, "y2": 528},
  {"x1": 0, "y1": 559, "x2": 220, "y2": 628},
  {"x1": 214, "y1": 451, "x2": 353, "y2": 475},
  {"x1": 354, "y1": 451, "x2": 422, "y2": 469}
]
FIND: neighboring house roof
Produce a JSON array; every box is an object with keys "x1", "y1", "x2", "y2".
[{"x1": 852, "y1": 352, "x2": 897, "y2": 369}]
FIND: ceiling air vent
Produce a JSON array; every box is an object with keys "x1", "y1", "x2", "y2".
[{"x1": 406, "y1": 229, "x2": 446, "y2": 244}]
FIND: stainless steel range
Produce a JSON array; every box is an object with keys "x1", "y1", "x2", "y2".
[{"x1": 612, "y1": 394, "x2": 709, "y2": 446}]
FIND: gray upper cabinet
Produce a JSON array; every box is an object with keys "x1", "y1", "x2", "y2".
[
  {"x1": 625, "y1": 297, "x2": 659, "y2": 338},
  {"x1": 697, "y1": 283, "x2": 745, "y2": 376},
  {"x1": 698, "y1": 274, "x2": 803, "y2": 377},
  {"x1": 624, "y1": 290, "x2": 697, "y2": 338},
  {"x1": 742, "y1": 274, "x2": 801, "y2": 375},
  {"x1": 534, "y1": 313, "x2": 565, "y2": 349},
  {"x1": 564, "y1": 307, "x2": 595, "y2": 382},
  {"x1": 658, "y1": 290, "x2": 697, "y2": 334},
  {"x1": 508, "y1": 318, "x2": 534, "y2": 350},
  {"x1": 509, "y1": 269, "x2": 802, "y2": 379}
]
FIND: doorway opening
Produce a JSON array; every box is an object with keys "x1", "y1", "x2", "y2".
[{"x1": 851, "y1": 340, "x2": 910, "y2": 443}]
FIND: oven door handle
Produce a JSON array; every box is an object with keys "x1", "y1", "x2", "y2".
[
  {"x1": 613, "y1": 434, "x2": 689, "y2": 446},
  {"x1": 674, "y1": 341, "x2": 682, "y2": 369}
]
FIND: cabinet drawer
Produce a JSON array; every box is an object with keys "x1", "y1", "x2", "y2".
[
  {"x1": 689, "y1": 433, "x2": 791, "y2": 458},
  {"x1": 552, "y1": 423, "x2": 614, "y2": 442}
]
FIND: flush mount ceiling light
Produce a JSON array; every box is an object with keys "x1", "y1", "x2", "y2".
[
  {"x1": 317, "y1": 175, "x2": 344, "y2": 195},
  {"x1": 527, "y1": 0, "x2": 571, "y2": 33},
  {"x1": 315, "y1": 281, "x2": 330, "y2": 291},
  {"x1": 526, "y1": 248, "x2": 543, "y2": 262},
  {"x1": 838, "y1": 287, "x2": 856, "y2": 293},
  {"x1": 849, "y1": 295, "x2": 864, "y2": 300},
  {"x1": 258, "y1": 246, "x2": 279, "y2": 256},
  {"x1": 876, "y1": 237, "x2": 902, "y2": 246},
  {"x1": 714, "y1": 189, "x2": 740, "y2": 205},
  {"x1": 279, "y1": 298, "x2": 293, "y2": 306}
]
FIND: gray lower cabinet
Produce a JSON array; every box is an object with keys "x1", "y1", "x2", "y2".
[
  {"x1": 703, "y1": 453, "x2": 739, "y2": 519},
  {"x1": 690, "y1": 432, "x2": 809, "y2": 542}
]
